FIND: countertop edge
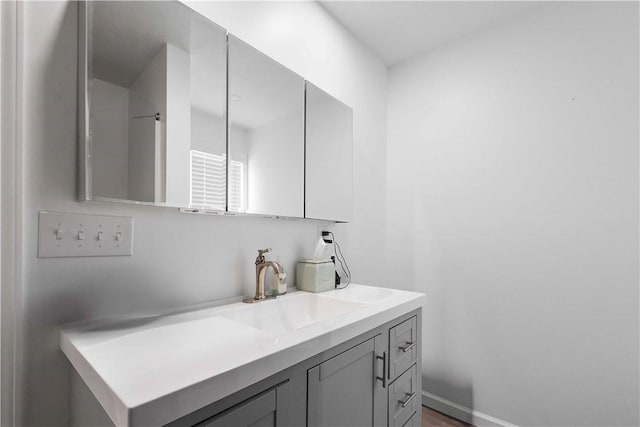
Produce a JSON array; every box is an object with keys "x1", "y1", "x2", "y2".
[{"x1": 61, "y1": 333, "x2": 130, "y2": 426}]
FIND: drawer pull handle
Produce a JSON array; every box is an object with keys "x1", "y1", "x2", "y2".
[
  {"x1": 400, "y1": 392, "x2": 416, "y2": 408},
  {"x1": 399, "y1": 341, "x2": 416, "y2": 353},
  {"x1": 376, "y1": 352, "x2": 387, "y2": 388}
]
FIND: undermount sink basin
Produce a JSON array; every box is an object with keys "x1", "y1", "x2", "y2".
[{"x1": 219, "y1": 292, "x2": 365, "y2": 336}]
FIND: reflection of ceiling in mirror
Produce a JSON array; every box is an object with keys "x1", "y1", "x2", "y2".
[
  {"x1": 93, "y1": 1, "x2": 190, "y2": 87},
  {"x1": 228, "y1": 36, "x2": 304, "y2": 130},
  {"x1": 92, "y1": 1, "x2": 225, "y2": 118},
  {"x1": 188, "y1": 13, "x2": 226, "y2": 119}
]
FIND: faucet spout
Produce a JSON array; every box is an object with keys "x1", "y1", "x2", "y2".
[
  {"x1": 243, "y1": 249, "x2": 286, "y2": 303},
  {"x1": 255, "y1": 261, "x2": 283, "y2": 300}
]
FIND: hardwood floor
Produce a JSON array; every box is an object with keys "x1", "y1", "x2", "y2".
[{"x1": 422, "y1": 405, "x2": 473, "y2": 427}]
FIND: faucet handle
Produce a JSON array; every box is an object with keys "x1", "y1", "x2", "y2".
[{"x1": 256, "y1": 248, "x2": 271, "y2": 264}]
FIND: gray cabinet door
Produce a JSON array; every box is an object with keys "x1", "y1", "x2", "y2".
[
  {"x1": 197, "y1": 382, "x2": 290, "y2": 427},
  {"x1": 307, "y1": 336, "x2": 384, "y2": 427}
]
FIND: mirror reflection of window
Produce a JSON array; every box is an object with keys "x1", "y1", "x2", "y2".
[
  {"x1": 189, "y1": 151, "x2": 244, "y2": 212},
  {"x1": 228, "y1": 159, "x2": 244, "y2": 212}
]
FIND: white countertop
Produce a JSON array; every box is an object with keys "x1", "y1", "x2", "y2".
[{"x1": 60, "y1": 284, "x2": 426, "y2": 426}]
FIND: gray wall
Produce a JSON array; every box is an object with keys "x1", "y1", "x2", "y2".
[
  {"x1": 386, "y1": 2, "x2": 639, "y2": 426},
  {"x1": 18, "y1": 1, "x2": 388, "y2": 425}
]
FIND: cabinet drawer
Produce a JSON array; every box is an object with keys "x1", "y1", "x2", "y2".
[
  {"x1": 196, "y1": 382, "x2": 289, "y2": 427},
  {"x1": 388, "y1": 364, "x2": 419, "y2": 427},
  {"x1": 400, "y1": 410, "x2": 419, "y2": 427},
  {"x1": 388, "y1": 316, "x2": 418, "y2": 380}
]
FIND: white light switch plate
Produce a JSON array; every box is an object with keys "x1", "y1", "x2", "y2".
[{"x1": 38, "y1": 211, "x2": 133, "y2": 258}]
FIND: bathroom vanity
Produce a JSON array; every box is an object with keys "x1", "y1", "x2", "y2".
[{"x1": 61, "y1": 285, "x2": 425, "y2": 426}]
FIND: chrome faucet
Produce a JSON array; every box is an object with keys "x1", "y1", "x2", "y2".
[{"x1": 243, "y1": 248, "x2": 285, "y2": 304}]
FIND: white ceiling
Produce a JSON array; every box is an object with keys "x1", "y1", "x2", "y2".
[{"x1": 319, "y1": 1, "x2": 543, "y2": 66}]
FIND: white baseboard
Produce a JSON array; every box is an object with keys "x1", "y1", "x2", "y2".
[{"x1": 422, "y1": 391, "x2": 518, "y2": 427}]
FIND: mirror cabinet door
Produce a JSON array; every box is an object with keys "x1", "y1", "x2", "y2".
[
  {"x1": 305, "y1": 82, "x2": 353, "y2": 222},
  {"x1": 227, "y1": 35, "x2": 305, "y2": 218},
  {"x1": 83, "y1": 1, "x2": 227, "y2": 209}
]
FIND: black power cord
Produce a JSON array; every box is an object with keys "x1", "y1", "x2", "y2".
[{"x1": 322, "y1": 231, "x2": 351, "y2": 289}]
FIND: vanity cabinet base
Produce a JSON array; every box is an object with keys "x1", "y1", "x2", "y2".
[{"x1": 168, "y1": 309, "x2": 421, "y2": 427}]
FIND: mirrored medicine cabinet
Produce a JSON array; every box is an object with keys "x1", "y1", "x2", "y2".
[
  {"x1": 78, "y1": 0, "x2": 352, "y2": 222},
  {"x1": 79, "y1": 0, "x2": 227, "y2": 209},
  {"x1": 305, "y1": 82, "x2": 353, "y2": 223},
  {"x1": 227, "y1": 35, "x2": 305, "y2": 218}
]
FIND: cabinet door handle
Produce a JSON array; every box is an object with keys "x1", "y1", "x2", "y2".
[
  {"x1": 399, "y1": 341, "x2": 416, "y2": 353},
  {"x1": 400, "y1": 392, "x2": 416, "y2": 408},
  {"x1": 375, "y1": 352, "x2": 386, "y2": 388}
]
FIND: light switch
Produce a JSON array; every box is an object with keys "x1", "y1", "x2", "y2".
[{"x1": 38, "y1": 211, "x2": 133, "y2": 258}]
